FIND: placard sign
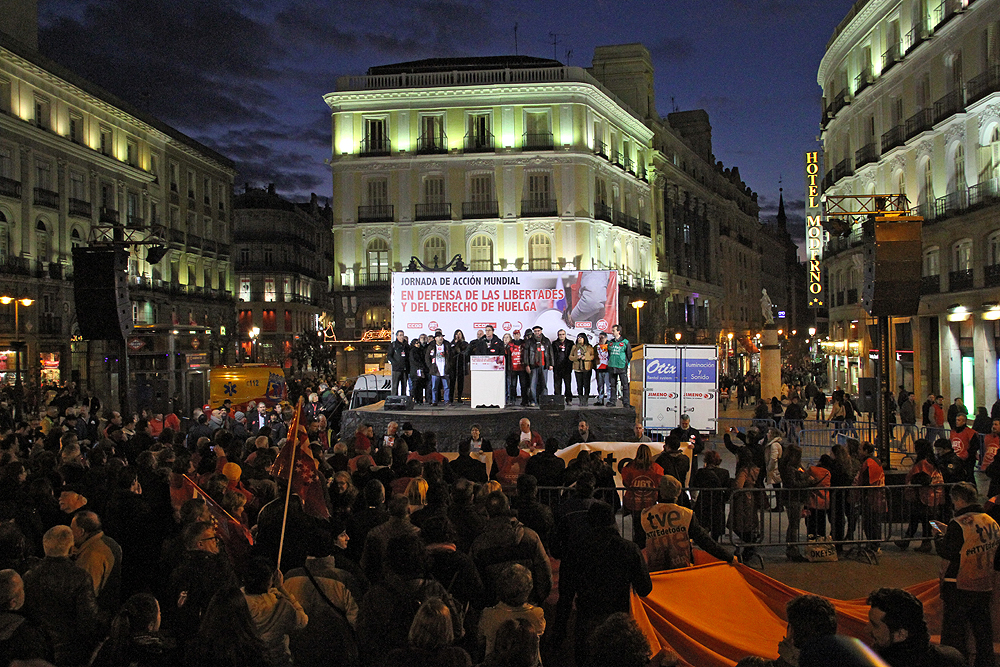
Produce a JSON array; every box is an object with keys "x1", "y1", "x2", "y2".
[{"x1": 470, "y1": 355, "x2": 505, "y2": 371}]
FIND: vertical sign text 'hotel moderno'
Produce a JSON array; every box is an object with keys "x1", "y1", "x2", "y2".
[{"x1": 805, "y1": 151, "x2": 824, "y2": 308}]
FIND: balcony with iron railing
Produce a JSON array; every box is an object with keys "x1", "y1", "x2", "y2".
[
  {"x1": 904, "y1": 24, "x2": 928, "y2": 53},
  {"x1": 986, "y1": 264, "x2": 1000, "y2": 288},
  {"x1": 464, "y1": 132, "x2": 494, "y2": 153},
  {"x1": 949, "y1": 268, "x2": 974, "y2": 291},
  {"x1": 520, "y1": 198, "x2": 557, "y2": 216},
  {"x1": 855, "y1": 143, "x2": 878, "y2": 170},
  {"x1": 416, "y1": 134, "x2": 448, "y2": 155},
  {"x1": 624, "y1": 155, "x2": 635, "y2": 174},
  {"x1": 835, "y1": 292, "x2": 845, "y2": 307},
  {"x1": 855, "y1": 68, "x2": 873, "y2": 95},
  {"x1": 847, "y1": 288, "x2": 858, "y2": 304},
  {"x1": 641, "y1": 220, "x2": 651, "y2": 236},
  {"x1": 99, "y1": 207, "x2": 119, "y2": 224},
  {"x1": 881, "y1": 125, "x2": 905, "y2": 154},
  {"x1": 932, "y1": 0, "x2": 959, "y2": 28},
  {"x1": 967, "y1": 65, "x2": 1000, "y2": 106},
  {"x1": 358, "y1": 272, "x2": 390, "y2": 287},
  {"x1": 882, "y1": 42, "x2": 902, "y2": 73},
  {"x1": 414, "y1": 202, "x2": 452, "y2": 221},
  {"x1": 833, "y1": 158, "x2": 853, "y2": 183},
  {"x1": 921, "y1": 274, "x2": 940, "y2": 294},
  {"x1": 360, "y1": 137, "x2": 391, "y2": 157},
  {"x1": 594, "y1": 139, "x2": 608, "y2": 159},
  {"x1": 522, "y1": 132, "x2": 553, "y2": 150},
  {"x1": 933, "y1": 90, "x2": 963, "y2": 124},
  {"x1": 0, "y1": 177, "x2": 20, "y2": 199},
  {"x1": 68, "y1": 198, "x2": 91, "y2": 218},
  {"x1": 830, "y1": 89, "x2": 851, "y2": 117},
  {"x1": 0, "y1": 256, "x2": 30, "y2": 276},
  {"x1": 934, "y1": 190, "x2": 966, "y2": 220},
  {"x1": 169, "y1": 228, "x2": 186, "y2": 244},
  {"x1": 613, "y1": 210, "x2": 640, "y2": 233},
  {"x1": 33, "y1": 187, "x2": 58, "y2": 209},
  {"x1": 594, "y1": 201, "x2": 613, "y2": 223},
  {"x1": 38, "y1": 315, "x2": 62, "y2": 336},
  {"x1": 187, "y1": 236, "x2": 203, "y2": 250},
  {"x1": 126, "y1": 214, "x2": 145, "y2": 229},
  {"x1": 461, "y1": 200, "x2": 499, "y2": 219},
  {"x1": 358, "y1": 204, "x2": 394, "y2": 223},
  {"x1": 969, "y1": 179, "x2": 999, "y2": 208},
  {"x1": 905, "y1": 108, "x2": 934, "y2": 140}
]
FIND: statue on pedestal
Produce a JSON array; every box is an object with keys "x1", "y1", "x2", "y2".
[{"x1": 760, "y1": 289, "x2": 774, "y2": 326}]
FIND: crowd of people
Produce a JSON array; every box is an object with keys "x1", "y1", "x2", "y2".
[
  {"x1": 384, "y1": 324, "x2": 633, "y2": 408},
  {"x1": 0, "y1": 376, "x2": 998, "y2": 667}
]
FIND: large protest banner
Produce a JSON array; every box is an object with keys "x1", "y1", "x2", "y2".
[{"x1": 392, "y1": 270, "x2": 618, "y2": 342}]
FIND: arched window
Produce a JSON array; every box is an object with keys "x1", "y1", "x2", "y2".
[
  {"x1": 423, "y1": 236, "x2": 447, "y2": 267},
  {"x1": 36, "y1": 219, "x2": 48, "y2": 263},
  {"x1": 70, "y1": 227, "x2": 83, "y2": 250},
  {"x1": 528, "y1": 234, "x2": 551, "y2": 270},
  {"x1": 985, "y1": 126, "x2": 1000, "y2": 183},
  {"x1": 953, "y1": 143, "x2": 966, "y2": 193},
  {"x1": 921, "y1": 159, "x2": 934, "y2": 205},
  {"x1": 987, "y1": 231, "x2": 1000, "y2": 268},
  {"x1": 922, "y1": 246, "x2": 939, "y2": 276},
  {"x1": 953, "y1": 239, "x2": 973, "y2": 271},
  {"x1": 366, "y1": 238, "x2": 389, "y2": 280},
  {"x1": 469, "y1": 235, "x2": 493, "y2": 271}
]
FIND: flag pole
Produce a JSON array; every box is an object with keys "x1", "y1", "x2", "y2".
[{"x1": 276, "y1": 397, "x2": 303, "y2": 572}]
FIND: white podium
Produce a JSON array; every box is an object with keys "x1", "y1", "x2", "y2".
[{"x1": 470, "y1": 355, "x2": 506, "y2": 408}]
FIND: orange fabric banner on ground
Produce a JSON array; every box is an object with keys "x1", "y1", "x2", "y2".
[{"x1": 629, "y1": 560, "x2": 944, "y2": 667}]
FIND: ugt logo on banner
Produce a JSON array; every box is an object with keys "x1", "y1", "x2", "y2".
[{"x1": 645, "y1": 358, "x2": 678, "y2": 382}]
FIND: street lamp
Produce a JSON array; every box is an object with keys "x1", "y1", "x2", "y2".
[
  {"x1": 1, "y1": 297, "x2": 33, "y2": 421},
  {"x1": 727, "y1": 332, "x2": 734, "y2": 376},
  {"x1": 629, "y1": 300, "x2": 646, "y2": 343},
  {"x1": 674, "y1": 332, "x2": 682, "y2": 343},
  {"x1": 249, "y1": 327, "x2": 260, "y2": 363},
  {"x1": 808, "y1": 327, "x2": 817, "y2": 336}
]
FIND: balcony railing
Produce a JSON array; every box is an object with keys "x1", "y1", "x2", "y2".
[
  {"x1": 594, "y1": 201, "x2": 613, "y2": 223},
  {"x1": 522, "y1": 132, "x2": 553, "y2": 150},
  {"x1": 416, "y1": 134, "x2": 448, "y2": 154},
  {"x1": 358, "y1": 204, "x2": 394, "y2": 222},
  {"x1": 855, "y1": 68, "x2": 873, "y2": 95},
  {"x1": 169, "y1": 228, "x2": 186, "y2": 244},
  {"x1": 0, "y1": 176, "x2": 20, "y2": 199},
  {"x1": 933, "y1": 90, "x2": 963, "y2": 124},
  {"x1": 187, "y1": 236, "x2": 203, "y2": 250},
  {"x1": 847, "y1": 288, "x2": 858, "y2": 304},
  {"x1": 126, "y1": 214, "x2": 145, "y2": 228},
  {"x1": 414, "y1": 202, "x2": 452, "y2": 221},
  {"x1": 905, "y1": 108, "x2": 934, "y2": 140},
  {"x1": 881, "y1": 42, "x2": 902, "y2": 72},
  {"x1": 934, "y1": 190, "x2": 966, "y2": 220},
  {"x1": 932, "y1": 0, "x2": 958, "y2": 28},
  {"x1": 855, "y1": 143, "x2": 878, "y2": 170},
  {"x1": 836, "y1": 292, "x2": 845, "y2": 307},
  {"x1": 949, "y1": 268, "x2": 974, "y2": 291},
  {"x1": 521, "y1": 198, "x2": 557, "y2": 216},
  {"x1": 33, "y1": 187, "x2": 59, "y2": 209},
  {"x1": 830, "y1": 89, "x2": 851, "y2": 117},
  {"x1": 594, "y1": 139, "x2": 608, "y2": 159},
  {"x1": 613, "y1": 210, "x2": 640, "y2": 233},
  {"x1": 904, "y1": 25, "x2": 928, "y2": 53},
  {"x1": 358, "y1": 272, "x2": 390, "y2": 287},
  {"x1": 833, "y1": 158, "x2": 853, "y2": 183},
  {"x1": 38, "y1": 315, "x2": 61, "y2": 336},
  {"x1": 464, "y1": 132, "x2": 494, "y2": 153},
  {"x1": 461, "y1": 200, "x2": 499, "y2": 219},
  {"x1": 624, "y1": 155, "x2": 635, "y2": 174},
  {"x1": 360, "y1": 137, "x2": 391, "y2": 156},
  {"x1": 969, "y1": 179, "x2": 999, "y2": 208},
  {"x1": 641, "y1": 220, "x2": 651, "y2": 236},
  {"x1": 986, "y1": 264, "x2": 1000, "y2": 288},
  {"x1": 881, "y1": 125, "x2": 905, "y2": 154},
  {"x1": 967, "y1": 65, "x2": 1000, "y2": 106},
  {"x1": 920, "y1": 274, "x2": 940, "y2": 294},
  {"x1": 99, "y1": 207, "x2": 119, "y2": 224},
  {"x1": 68, "y1": 198, "x2": 91, "y2": 218}
]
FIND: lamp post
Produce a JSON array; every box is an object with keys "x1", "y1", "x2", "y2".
[
  {"x1": 727, "y1": 331, "x2": 734, "y2": 376},
  {"x1": 1, "y1": 297, "x2": 34, "y2": 421},
  {"x1": 674, "y1": 331, "x2": 682, "y2": 343},
  {"x1": 629, "y1": 300, "x2": 646, "y2": 343},
  {"x1": 249, "y1": 327, "x2": 260, "y2": 363}
]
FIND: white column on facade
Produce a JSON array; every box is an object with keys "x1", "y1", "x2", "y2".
[
  {"x1": 940, "y1": 319, "x2": 961, "y2": 402},
  {"x1": 974, "y1": 317, "x2": 998, "y2": 410},
  {"x1": 560, "y1": 162, "x2": 574, "y2": 217},
  {"x1": 340, "y1": 171, "x2": 355, "y2": 223},
  {"x1": 396, "y1": 111, "x2": 409, "y2": 153},
  {"x1": 559, "y1": 104, "x2": 573, "y2": 148},
  {"x1": 502, "y1": 166, "x2": 515, "y2": 219},
  {"x1": 501, "y1": 106, "x2": 515, "y2": 150},
  {"x1": 398, "y1": 166, "x2": 412, "y2": 222},
  {"x1": 337, "y1": 113, "x2": 353, "y2": 156}
]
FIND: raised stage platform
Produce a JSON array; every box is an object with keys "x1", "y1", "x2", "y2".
[{"x1": 340, "y1": 401, "x2": 638, "y2": 451}]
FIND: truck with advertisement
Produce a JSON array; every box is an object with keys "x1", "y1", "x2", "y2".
[
  {"x1": 209, "y1": 365, "x2": 287, "y2": 411},
  {"x1": 630, "y1": 344, "x2": 719, "y2": 433}
]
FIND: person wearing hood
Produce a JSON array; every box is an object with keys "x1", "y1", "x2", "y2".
[
  {"x1": 242, "y1": 557, "x2": 308, "y2": 667},
  {"x1": 470, "y1": 491, "x2": 552, "y2": 607}
]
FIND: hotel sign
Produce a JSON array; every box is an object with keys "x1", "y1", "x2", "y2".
[{"x1": 805, "y1": 151, "x2": 824, "y2": 308}]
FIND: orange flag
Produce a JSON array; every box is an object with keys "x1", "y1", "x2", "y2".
[{"x1": 271, "y1": 397, "x2": 330, "y2": 519}]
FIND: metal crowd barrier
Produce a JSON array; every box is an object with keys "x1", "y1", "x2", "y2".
[
  {"x1": 532, "y1": 481, "x2": 967, "y2": 562},
  {"x1": 714, "y1": 417, "x2": 776, "y2": 434}
]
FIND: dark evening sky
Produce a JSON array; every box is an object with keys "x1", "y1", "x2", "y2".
[{"x1": 36, "y1": 0, "x2": 855, "y2": 253}]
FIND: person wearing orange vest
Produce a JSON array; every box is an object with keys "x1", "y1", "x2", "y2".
[
  {"x1": 640, "y1": 475, "x2": 734, "y2": 571},
  {"x1": 981, "y1": 419, "x2": 1000, "y2": 498},
  {"x1": 949, "y1": 413, "x2": 979, "y2": 482},
  {"x1": 490, "y1": 437, "x2": 531, "y2": 488},
  {"x1": 805, "y1": 459, "x2": 832, "y2": 538},
  {"x1": 853, "y1": 442, "x2": 886, "y2": 553},
  {"x1": 933, "y1": 481, "x2": 1000, "y2": 666},
  {"x1": 897, "y1": 439, "x2": 945, "y2": 553}
]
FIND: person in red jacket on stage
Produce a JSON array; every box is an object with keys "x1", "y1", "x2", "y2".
[{"x1": 949, "y1": 413, "x2": 979, "y2": 482}]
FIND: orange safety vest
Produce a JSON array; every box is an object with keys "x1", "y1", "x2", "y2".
[
  {"x1": 941, "y1": 511, "x2": 1000, "y2": 591},
  {"x1": 493, "y1": 449, "x2": 530, "y2": 487},
  {"x1": 805, "y1": 466, "x2": 831, "y2": 510},
  {"x1": 641, "y1": 502, "x2": 694, "y2": 571},
  {"x1": 981, "y1": 434, "x2": 1000, "y2": 471},
  {"x1": 951, "y1": 427, "x2": 977, "y2": 461}
]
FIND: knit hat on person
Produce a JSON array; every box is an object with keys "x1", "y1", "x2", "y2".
[{"x1": 222, "y1": 462, "x2": 242, "y2": 482}]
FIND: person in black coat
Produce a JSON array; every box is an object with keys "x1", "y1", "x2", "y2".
[
  {"x1": 551, "y1": 329, "x2": 574, "y2": 404},
  {"x1": 408, "y1": 336, "x2": 428, "y2": 405},
  {"x1": 446, "y1": 439, "x2": 488, "y2": 484},
  {"x1": 386, "y1": 331, "x2": 410, "y2": 397},
  {"x1": 449, "y1": 330, "x2": 469, "y2": 404},
  {"x1": 425, "y1": 332, "x2": 453, "y2": 406}
]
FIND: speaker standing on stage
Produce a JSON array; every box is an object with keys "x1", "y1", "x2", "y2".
[
  {"x1": 449, "y1": 330, "x2": 468, "y2": 404},
  {"x1": 607, "y1": 325, "x2": 632, "y2": 408},
  {"x1": 526, "y1": 326, "x2": 553, "y2": 407},
  {"x1": 409, "y1": 335, "x2": 428, "y2": 405},
  {"x1": 386, "y1": 330, "x2": 409, "y2": 397},
  {"x1": 552, "y1": 330, "x2": 574, "y2": 405},
  {"x1": 570, "y1": 333, "x2": 595, "y2": 407},
  {"x1": 425, "y1": 332, "x2": 452, "y2": 407},
  {"x1": 473, "y1": 325, "x2": 505, "y2": 356},
  {"x1": 507, "y1": 330, "x2": 529, "y2": 407}
]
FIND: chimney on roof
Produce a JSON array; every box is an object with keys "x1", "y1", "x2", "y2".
[
  {"x1": 0, "y1": 0, "x2": 38, "y2": 51},
  {"x1": 310, "y1": 193, "x2": 318, "y2": 214},
  {"x1": 267, "y1": 183, "x2": 275, "y2": 196}
]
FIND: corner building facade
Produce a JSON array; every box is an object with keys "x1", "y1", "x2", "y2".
[{"x1": 819, "y1": 0, "x2": 1000, "y2": 403}]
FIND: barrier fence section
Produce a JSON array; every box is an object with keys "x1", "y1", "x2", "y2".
[{"x1": 536, "y1": 482, "x2": 966, "y2": 557}]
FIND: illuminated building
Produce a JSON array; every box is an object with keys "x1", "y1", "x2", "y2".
[
  {"x1": 819, "y1": 0, "x2": 1000, "y2": 401},
  {"x1": 0, "y1": 11, "x2": 236, "y2": 411},
  {"x1": 324, "y1": 44, "x2": 764, "y2": 375},
  {"x1": 233, "y1": 185, "x2": 334, "y2": 368}
]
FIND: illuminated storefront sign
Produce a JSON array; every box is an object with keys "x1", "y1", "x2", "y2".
[{"x1": 805, "y1": 151, "x2": 824, "y2": 308}]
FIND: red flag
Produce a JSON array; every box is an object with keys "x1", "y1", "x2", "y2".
[
  {"x1": 181, "y1": 475, "x2": 253, "y2": 565},
  {"x1": 271, "y1": 397, "x2": 330, "y2": 519}
]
